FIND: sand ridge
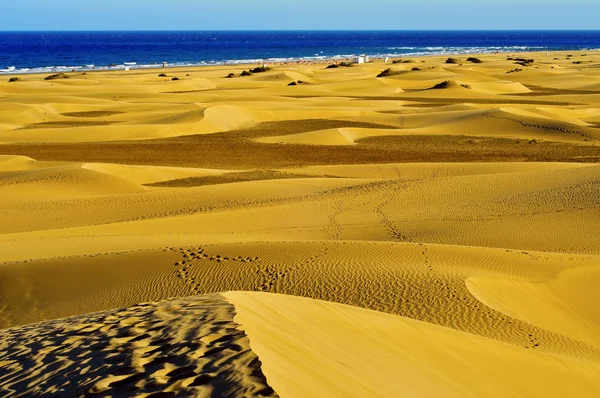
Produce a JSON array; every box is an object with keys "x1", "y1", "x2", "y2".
[
  {"x1": 227, "y1": 291, "x2": 600, "y2": 398},
  {"x1": 0, "y1": 294, "x2": 277, "y2": 397}
]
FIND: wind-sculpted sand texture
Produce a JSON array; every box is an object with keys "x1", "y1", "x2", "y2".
[
  {"x1": 3, "y1": 242, "x2": 600, "y2": 365},
  {"x1": 1, "y1": 50, "x2": 600, "y2": 396},
  {"x1": 0, "y1": 294, "x2": 277, "y2": 397}
]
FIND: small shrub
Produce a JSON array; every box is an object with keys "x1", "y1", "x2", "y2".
[
  {"x1": 581, "y1": 54, "x2": 588, "y2": 57},
  {"x1": 412, "y1": 67, "x2": 421, "y2": 71},
  {"x1": 445, "y1": 57, "x2": 459, "y2": 64},
  {"x1": 377, "y1": 68, "x2": 392, "y2": 78},
  {"x1": 226, "y1": 73, "x2": 235, "y2": 78},
  {"x1": 171, "y1": 77, "x2": 180, "y2": 81},
  {"x1": 288, "y1": 81, "x2": 297, "y2": 86},
  {"x1": 507, "y1": 57, "x2": 514, "y2": 61},
  {"x1": 326, "y1": 62, "x2": 353, "y2": 69},
  {"x1": 514, "y1": 58, "x2": 534, "y2": 67},
  {"x1": 44, "y1": 73, "x2": 69, "y2": 80},
  {"x1": 240, "y1": 70, "x2": 253, "y2": 76},
  {"x1": 573, "y1": 61, "x2": 583, "y2": 64},
  {"x1": 506, "y1": 68, "x2": 523, "y2": 74},
  {"x1": 158, "y1": 73, "x2": 167, "y2": 77},
  {"x1": 432, "y1": 81, "x2": 452, "y2": 89},
  {"x1": 250, "y1": 66, "x2": 271, "y2": 73},
  {"x1": 514, "y1": 58, "x2": 534, "y2": 63},
  {"x1": 8, "y1": 77, "x2": 20, "y2": 82},
  {"x1": 567, "y1": 54, "x2": 573, "y2": 57},
  {"x1": 432, "y1": 80, "x2": 470, "y2": 89},
  {"x1": 467, "y1": 57, "x2": 482, "y2": 63}
]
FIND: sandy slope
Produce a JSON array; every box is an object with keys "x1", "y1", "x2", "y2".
[
  {"x1": 1, "y1": 162, "x2": 596, "y2": 256},
  {"x1": 1, "y1": 50, "x2": 600, "y2": 396},
  {"x1": 3, "y1": 291, "x2": 598, "y2": 397},
  {"x1": 227, "y1": 291, "x2": 600, "y2": 398}
]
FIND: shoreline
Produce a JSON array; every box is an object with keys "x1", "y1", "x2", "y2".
[{"x1": 2, "y1": 48, "x2": 598, "y2": 77}]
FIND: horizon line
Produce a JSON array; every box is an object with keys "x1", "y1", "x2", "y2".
[{"x1": 2, "y1": 29, "x2": 600, "y2": 32}]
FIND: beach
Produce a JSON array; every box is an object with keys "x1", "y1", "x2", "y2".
[{"x1": 1, "y1": 49, "x2": 600, "y2": 397}]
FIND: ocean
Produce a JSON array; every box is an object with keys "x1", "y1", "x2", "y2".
[{"x1": 1, "y1": 30, "x2": 599, "y2": 74}]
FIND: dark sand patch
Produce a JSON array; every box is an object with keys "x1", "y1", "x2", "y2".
[
  {"x1": 284, "y1": 95, "x2": 579, "y2": 106},
  {"x1": 19, "y1": 121, "x2": 116, "y2": 129},
  {"x1": 513, "y1": 85, "x2": 600, "y2": 96},
  {"x1": 1, "y1": 132, "x2": 598, "y2": 169},
  {"x1": 147, "y1": 170, "x2": 335, "y2": 187},
  {"x1": 62, "y1": 111, "x2": 125, "y2": 118}
]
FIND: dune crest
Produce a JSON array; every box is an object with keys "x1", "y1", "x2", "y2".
[{"x1": 0, "y1": 294, "x2": 276, "y2": 397}]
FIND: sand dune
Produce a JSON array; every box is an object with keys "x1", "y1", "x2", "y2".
[
  {"x1": 81, "y1": 162, "x2": 233, "y2": 185},
  {"x1": 0, "y1": 294, "x2": 276, "y2": 397},
  {"x1": 2, "y1": 291, "x2": 598, "y2": 397},
  {"x1": 1, "y1": 50, "x2": 600, "y2": 396},
  {"x1": 467, "y1": 265, "x2": 600, "y2": 350},
  {"x1": 228, "y1": 291, "x2": 600, "y2": 398},
  {"x1": 2, "y1": 238, "x2": 600, "y2": 367}
]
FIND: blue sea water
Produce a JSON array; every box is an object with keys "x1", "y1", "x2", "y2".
[{"x1": 1, "y1": 31, "x2": 599, "y2": 74}]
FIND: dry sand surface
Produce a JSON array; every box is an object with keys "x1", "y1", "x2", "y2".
[{"x1": 1, "y1": 51, "x2": 600, "y2": 396}]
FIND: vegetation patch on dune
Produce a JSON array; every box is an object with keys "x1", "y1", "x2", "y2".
[
  {"x1": 250, "y1": 66, "x2": 272, "y2": 74},
  {"x1": 432, "y1": 80, "x2": 471, "y2": 89},
  {"x1": 44, "y1": 73, "x2": 69, "y2": 80},
  {"x1": 514, "y1": 58, "x2": 535, "y2": 67},
  {"x1": 326, "y1": 62, "x2": 353, "y2": 69},
  {"x1": 377, "y1": 68, "x2": 393, "y2": 78},
  {"x1": 288, "y1": 80, "x2": 310, "y2": 86}
]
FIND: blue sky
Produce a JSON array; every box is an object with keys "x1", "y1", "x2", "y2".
[{"x1": 1, "y1": 0, "x2": 599, "y2": 30}]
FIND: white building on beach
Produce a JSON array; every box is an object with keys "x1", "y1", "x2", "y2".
[{"x1": 352, "y1": 55, "x2": 370, "y2": 64}]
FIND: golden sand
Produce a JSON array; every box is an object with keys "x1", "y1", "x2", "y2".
[{"x1": 1, "y1": 51, "x2": 599, "y2": 396}]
